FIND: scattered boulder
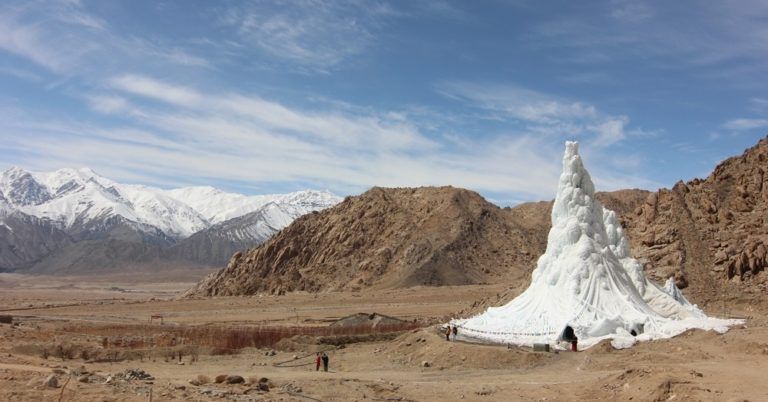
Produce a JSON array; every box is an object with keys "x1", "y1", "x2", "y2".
[
  {"x1": 42, "y1": 375, "x2": 58, "y2": 388},
  {"x1": 421, "y1": 361, "x2": 431, "y2": 368},
  {"x1": 257, "y1": 377, "x2": 271, "y2": 392},
  {"x1": 226, "y1": 375, "x2": 245, "y2": 384},
  {"x1": 118, "y1": 368, "x2": 154, "y2": 381},
  {"x1": 214, "y1": 374, "x2": 228, "y2": 384}
]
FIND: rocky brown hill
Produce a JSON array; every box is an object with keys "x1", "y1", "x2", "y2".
[
  {"x1": 186, "y1": 187, "x2": 540, "y2": 296},
  {"x1": 621, "y1": 136, "x2": 768, "y2": 297},
  {"x1": 185, "y1": 186, "x2": 648, "y2": 296},
  {"x1": 186, "y1": 136, "x2": 768, "y2": 299}
]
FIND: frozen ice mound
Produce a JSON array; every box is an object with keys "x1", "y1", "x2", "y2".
[{"x1": 452, "y1": 141, "x2": 741, "y2": 350}]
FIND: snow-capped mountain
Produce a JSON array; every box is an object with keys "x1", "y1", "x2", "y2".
[
  {"x1": 168, "y1": 201, "x2": 309, "y2": 266},
  {"x1": 0, "y1": 166, "x2": 340, "y2": 238},
  {"x1": 0, "y1": 166, "x2": 342, "y2": 273},
  {"x1": 165, "y1": 186, "x2": 338, "y2": 225},
  {"x1": 0, "y1": 167, "x2": 209, "y2": 238}
]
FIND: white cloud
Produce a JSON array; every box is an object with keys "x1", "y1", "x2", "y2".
[
  {"x1": 219, "y1": 0, "x2": 387, "y2": 71},
  {"x1": 608, "y1": 0, "x2": 653, "y2": 23},
  {"x1": 1, "y1": 70, "x2": 664, "y2": 202},
  {"x1": 86, "y1": 95, "x2": 130, "y2": 114},
  {"x1": 437, "y1": 82, "x2": 598, "y2": 125},
  {"x1": 593, "y1": 116, "x2": 628, "y2": 147},
  {"x1": 106, "y1": 74, "x2": 436, "y2": 152},
  {"x1": 109, "y1": 75, "x2": 204, "y2": 108},
  {"x1": 528, "y1": 1, "x2": 768, "y2": 87},
  {"x1": 0, "y1": 2, "x2": 209, "y2": 75},
  {"x1": 435, "y1": 81, "x2": 639, "y2": 150},
  {"x1": 722, "y1": 118, "x2": 768, "y2": 131},
  {"x1": 750, "y1": 97, "x2": 768, "y2": 113},
  {"x1": 0, "y1": 65, "x2": 41, "y2": 81}
]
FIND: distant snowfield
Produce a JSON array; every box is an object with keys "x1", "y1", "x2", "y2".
[
  {"x1": 452, "y1": 142, "x2": 741, "y2": 350},
  {"x1": 0, "y1": 166, "x2": 341, "y2": 238}
]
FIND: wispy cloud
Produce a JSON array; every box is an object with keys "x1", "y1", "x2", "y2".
[
  {"x1": 435, "y1": 81, "x2": 639, "y2": 148},
  {"x1": 527, "y1": 1, "x2": 768, "y2": 86},
  {"x1": 722, "y1": 118, "x2": 768, "y2": 131},
  {"x1": 0, "y1": 1, "x2": 209, "y2": 75},
  {"x1": 0, "y1": 73, "x2": 661, "y2": 202},
  {"x1": 0, "y1": 65, "x2": 41, "y2": 81},
  {"x1": 218, "y1": 0, "x2": 395, "y2": 71}
]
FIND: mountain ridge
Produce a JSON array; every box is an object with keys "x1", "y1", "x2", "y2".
[{"x1": 0, "y1": 166, "x2": 341, "y2": 273}]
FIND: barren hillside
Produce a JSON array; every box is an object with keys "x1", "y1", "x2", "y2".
[
  {"x1": 185, "y1": 186, "x2": 648, "y2": 296},
  {"x1": 622, "y1": 136, "x2": 768, "y2": 298}
]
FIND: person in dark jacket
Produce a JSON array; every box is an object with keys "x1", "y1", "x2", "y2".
[{"x1": 321, "y1": 352, "x2": 329, "y2": 372}]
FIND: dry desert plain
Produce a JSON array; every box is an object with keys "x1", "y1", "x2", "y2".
[{"x1": 1, "y1": 272, "x2": 767, "y2": 402}]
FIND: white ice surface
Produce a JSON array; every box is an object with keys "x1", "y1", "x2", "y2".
[{"x1": 452, "y1": 142, "x2": 740, "y2": 349}]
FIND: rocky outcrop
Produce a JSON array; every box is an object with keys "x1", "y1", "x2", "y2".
[{"x1": 622, "y1": 136, "x2": 768, "y2": 295}]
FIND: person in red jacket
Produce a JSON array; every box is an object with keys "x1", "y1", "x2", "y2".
[{"x1": 315, "y1": 352, "x2": 321, "y2": 371}]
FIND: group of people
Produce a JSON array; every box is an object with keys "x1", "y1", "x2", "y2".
[
  {"x1": 315, "y1": 351, "x2": 330, "y2": 372},
  {"x1": 444, "y1": 325, "x2": 458, "y2": 341}
]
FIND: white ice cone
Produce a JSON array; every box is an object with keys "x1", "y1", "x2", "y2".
[{"x1": 452, "y1": 141, "x2": 740, "y2": 349}]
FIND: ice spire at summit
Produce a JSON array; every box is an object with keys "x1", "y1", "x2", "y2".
[{"x1": 452, "y1": 141, "x2": 738, "y2": 349}]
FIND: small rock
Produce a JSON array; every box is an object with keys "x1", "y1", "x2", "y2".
[
  {"x1": 174, "y1": 384, "x2": 186, "y2": 390},
  {"x1": 42, "y1": 375, "x2": 58, "y2": 388},
  {"x1": 226, "y1": 375, "x2": 245, "y2": 384},
  {"x1": 214, "y1": 374, "x2": 228, "y2": 384},
  {"x1": 421, "y1": 361, "x2": 431, "y2": 368},
  {"x1": 105, "y1": 376, "x2": 113, "y2": 384},
  {"x1": 476, "y1": 386, "x2": 496, "y2": 396},
  {"x1": 177, "y1": 362, "x2": 185, "y2": 365},
  {"x1": 77, "y1": 375, "x2": 89, "y2": 383},
  {"x1": 188, "y1": 379, "x2": 201, "y2": 386}
]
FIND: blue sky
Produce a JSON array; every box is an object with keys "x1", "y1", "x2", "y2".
[{"x1": 1, "y1": 0, "x2": 767, "y2": 204}]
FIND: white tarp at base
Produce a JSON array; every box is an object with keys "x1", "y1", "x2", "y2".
[{"x1": 451, "y1": 142, "x2": 740, "y2": 350}]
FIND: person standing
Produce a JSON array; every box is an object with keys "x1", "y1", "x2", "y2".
[
  {"x1": 315, "y1": 352, "x2": 321, "y2": 371},
  {"x1": 444, "y1": 326, "x2": 451, "y2": 341},
  {"x1": 452, "y1": 325, "x2": 458, "y2": 340},
  {"x1": 321, "y1": 352, "x2": 329, "y2": 372}
]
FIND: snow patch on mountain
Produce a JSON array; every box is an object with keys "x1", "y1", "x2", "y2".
[
  {"x1": 165, "y1": 186, "x2": 339, "y2": 224},
  {"x1": 0, "y1": 167, "x2": 341, "y2": 239}
]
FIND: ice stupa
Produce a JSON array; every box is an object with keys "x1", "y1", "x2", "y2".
[{"x1": 452, "y1": 142, "x2": 739, "y2": 349}]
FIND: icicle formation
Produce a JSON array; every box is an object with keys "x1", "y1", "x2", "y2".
[{"x1": 451, "y1": 141, "x2": 739, "y2": 349}]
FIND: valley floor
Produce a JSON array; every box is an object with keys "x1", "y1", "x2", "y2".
[{"x1": 0, "y1": 274, "x2": 766, "y2": 401}]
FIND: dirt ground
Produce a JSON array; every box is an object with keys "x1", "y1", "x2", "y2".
[{"x1": 0, "y1": 273, "x2": 766, "y2": 401}]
